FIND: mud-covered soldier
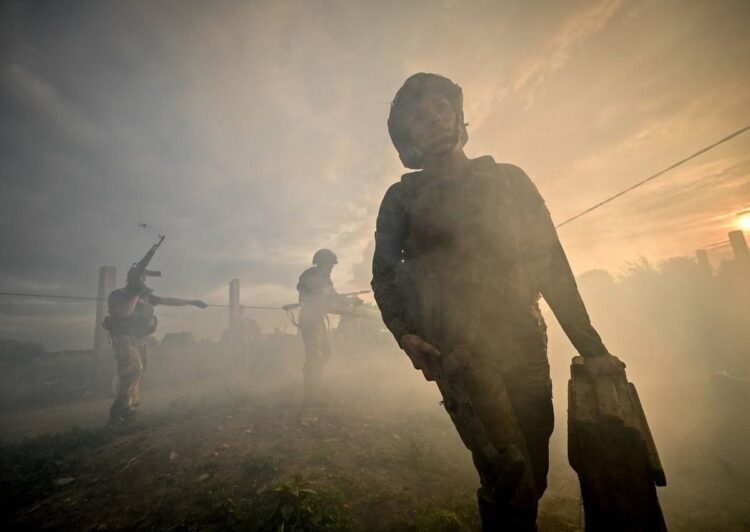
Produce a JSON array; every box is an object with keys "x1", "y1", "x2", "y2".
[
  {"x1": 372, "y1": 73, "x2": 624, "y2": 530},
  {"x1": 104, "y1": 240, "x2": 207, "y2": 426},
  {"x1": 296, "y1": 249, "x2": 341, "y2": 401}
]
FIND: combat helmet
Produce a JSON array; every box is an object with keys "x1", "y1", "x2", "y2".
[
  {"x1": 387, "y1": 73, "x2": 469, "y2": 169},
  {"x1": 312, "y1": 249, "x2": 338, "y2": 266}
]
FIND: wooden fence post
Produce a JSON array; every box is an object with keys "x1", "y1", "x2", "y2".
[
  {"x1": 228, "y1": 279, "x2": 245, "y2": 372},
  {"x1": 695, "y1": 249, "x2": 713, "y2": 278}
]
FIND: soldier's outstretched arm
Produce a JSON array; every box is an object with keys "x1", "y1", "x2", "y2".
[
  {"x1": 512, "y1": 168, "x2": 610, "y2": 359},
  {"x1": 149, "y1": 295, "x2": 207, "y2": 308}
]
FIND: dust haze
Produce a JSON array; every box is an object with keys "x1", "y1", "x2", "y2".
[
  {"x1": 1, "y1": 1, "x2": 749, "y2": 531},
  {"x1": 2, "y1": 263, "x2": 749, "y2": 529}
]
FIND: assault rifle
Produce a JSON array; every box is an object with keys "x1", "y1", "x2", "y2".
[
  {"x1": 282, "y1": 290, "x2": 370, "y2": 312},
  {"x1": 423, "y1": 344, "x2": 527, "y2": 502},
  {"x1": 128, "y1": 235, "x2": 165, "y2": 281}
]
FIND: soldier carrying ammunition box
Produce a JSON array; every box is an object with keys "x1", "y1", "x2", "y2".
[
  {"x1": 104, "y1": 236, "x2": 207, "y2": 426},
  {"x1": 372, "y1": 73, "x2": 627, "y2": 530}
]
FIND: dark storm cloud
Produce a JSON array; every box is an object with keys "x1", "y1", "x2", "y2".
[{"x1": 1, "y1": 2, "x2": 187, "y2": 283}]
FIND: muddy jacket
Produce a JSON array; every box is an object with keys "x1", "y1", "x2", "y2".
[
  {"x1": 297, "y1": 266, "x2": 337, "y2": 325},
  {"x1": 371, "y1": 156, "x2": 607, "y2": 358}
]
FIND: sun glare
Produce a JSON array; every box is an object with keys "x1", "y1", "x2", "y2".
[{"x1": 738, "y1": 213, "x2": 750, "y2": 232}]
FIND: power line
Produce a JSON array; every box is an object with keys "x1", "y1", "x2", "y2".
[
  {"x1": 702, "y1": 240, "x2": 731, "y2": 250},
  {"x1": 556, "y1": 124, "x2": 750, "y2": 229}
]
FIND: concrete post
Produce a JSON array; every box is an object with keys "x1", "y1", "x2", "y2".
[
  {"x1": 728, "y1": 230, "x2": 749, "y2": 268},
  {"x1": 94, "y1": 266, "x2": 116, "y2": 396}
]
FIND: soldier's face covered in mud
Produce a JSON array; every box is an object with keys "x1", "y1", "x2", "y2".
[{"x1": 404, "y1": 92, "x2": 459, "y2": 158}]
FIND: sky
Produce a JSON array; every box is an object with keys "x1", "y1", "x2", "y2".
[{"x1": 1, "y1": 0, "x2": 749, "y2": 348}]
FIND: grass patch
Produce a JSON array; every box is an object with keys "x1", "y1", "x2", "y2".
[
  {"x1": 203, "y1": 475, "x2": 351, "y2": 531},
  {"x1": 0, "y1": 410, "x2": 177, "y2": 514},
  {"x1": 413, "y1": 499, "x2": 479, "y2": 531},
  {"x1": 0, "y1": 425, "x2": 117, "y2": 517},
  {"x1": 308, "y1": 447, "x2": 336, "y2": 467},
  {"x1": 242, "y1": 454, "x2": 278, "y2": 484},
  {"x1": 397, "y1": 437, "x2": 439, "y2": 474}
]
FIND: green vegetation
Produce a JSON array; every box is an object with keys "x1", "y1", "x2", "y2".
[
  {"x1": 204, "y1": 475, "x2": 350, "y2": 531},
  {"x1": 242, "y1": 454, "x2": 278, "y2": 484},
  {"x1": 413, "y1": 500, "x2": 479, "y2": 531},
  {"x1": 404, "y1": 438, "x2": 430, "y2": 470},
  {"x1": 1, "y1": 393, "x2": 485, "y2": 530},
  {"x1": 0, "y1": 426, "x2": 115, "y2": 512}
]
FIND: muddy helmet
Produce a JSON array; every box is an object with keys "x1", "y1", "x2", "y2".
[
  {"x1": 312, "y1": 249, "x2": 338, "y2": 266},
  {"x1": 387, "y1": 73, "x2": 469, "y2": 170}
]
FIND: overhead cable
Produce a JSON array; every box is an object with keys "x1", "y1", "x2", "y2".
[
  {"x1": 0, "y1": 291, "x2": 284, "y2": 310},
  {"x1": 556, "y1": 124, "x2": 750, "y2": 228}
]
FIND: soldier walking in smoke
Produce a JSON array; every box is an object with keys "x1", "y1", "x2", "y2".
[
  {"x1": 104, "y1": 236, "x2": 207, "y2": 426},
  {"x1": 296, "y1": 249, "x2": 340, "y2": 402},
  {"x1": 372, "y1": 73, "x2": 625, "y2": 530}
]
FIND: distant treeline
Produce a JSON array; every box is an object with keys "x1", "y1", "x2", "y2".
[
  {"x1": 0, "y1": 339, "x2": 49, "y2": 366},
  {"x1": 577, "y1": 255, "x2": 749, "y2": 372}
]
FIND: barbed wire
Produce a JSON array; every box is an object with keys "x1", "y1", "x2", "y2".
[
  {"x1": 0, "y1": 291, "x2": 103, "y2": 302},
  {"x1": 0, "y1": 291, "x2": 285, "y2": 310},
  {"x1": 702, "y1": 240, "x2": 732, "y2": 250}
]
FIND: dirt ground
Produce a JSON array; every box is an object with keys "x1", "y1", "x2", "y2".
[
  {"x1": 0, "y1": 395, "x2": 581, "y2": 531},
  {"x1": 1, "y1": 343, "x2": 749, "y2": 531},
  {"x1": 1, "y1": 354, "x2": 583, "y2": 531}
]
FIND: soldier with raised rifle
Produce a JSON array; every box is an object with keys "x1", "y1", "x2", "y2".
[
  {"x1": 104, "y1": 236, "x2": 207, "y2": 426},
  {"x1": 372, "y1": 73, "x2": 627, "y2": 530}
]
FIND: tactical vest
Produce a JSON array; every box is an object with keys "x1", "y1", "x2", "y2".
[
  {"x1": 396, "y1": 157, "x2": 543, "y2": 351},
  {"x1": 103, "y1": 296, "x2": 157, "y2": 338},
  {"x1": 298, "y1": 267, "x2": 335, "y2": 324}
]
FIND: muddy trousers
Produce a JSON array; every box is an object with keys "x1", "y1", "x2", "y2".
[
  {"x1": 109, "y1": 335, "x2": 146, "y2": 422},
  {"x1": 440, "y1": 360, "x2": 554, "y2": 532},
  {"x1": 299, "y1": 318, "x2": 331, "y2": 400}
]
